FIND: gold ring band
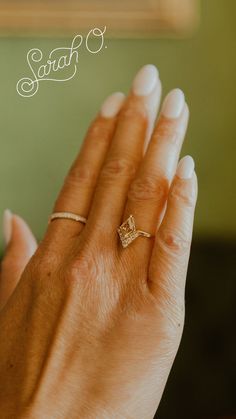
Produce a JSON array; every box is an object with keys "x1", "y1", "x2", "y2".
[
  {"x1": 49, "y1": 212, "x2": 87, "y2": 224},
  {"x1": 117, "y1": 215, "x2": 154, "y2": 248},
  {"x1": 136, "y1": 230, "x2": 152, "y2": 238}
]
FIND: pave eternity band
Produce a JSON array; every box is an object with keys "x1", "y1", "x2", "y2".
[{"x1": 49, "y1": 212, "x2": 87, "y2": 224}]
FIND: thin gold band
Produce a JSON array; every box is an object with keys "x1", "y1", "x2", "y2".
[
  {"x1": 136, "y1": 230, "x2": 152, "y2": 238},
  {"x1": 49, "y1": 212, "x2": 87, "y2": 224}
]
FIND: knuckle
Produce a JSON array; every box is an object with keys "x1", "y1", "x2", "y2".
[
  {"x1": 65, "y1": 257, "x2": 91, "y2": 283},
  {"x1": 64, "y1": 251, "x2": 104, "y2": 288},
  {"x1": 170, "y1": 182, "x2": 196, "y2": 207},
  {"x1": 157, "y1": 228, "x2": 191, "y2": 256},
  {"x1": 153, "y1": 117, "x2": 177, "y2": 144},
  {"x1": 88, "y1": 119, "x2": 111, "y2": 142},
  {"x1": 66, "y1": 164, "x2": 96, "y2": 188},
  {"x1": 128, "y1": 175, "x2": 168, "y2": 202},
  {"x1": 101, "y1": 157, "x2": 136, "y2": 180},
  {"x1": 121, "y1": 104, "x2": 147, "y2": 125}
]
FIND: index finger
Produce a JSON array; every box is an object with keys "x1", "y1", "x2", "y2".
[{"x1": 44, "y1": 92, "x2": 125, "y2": 248}]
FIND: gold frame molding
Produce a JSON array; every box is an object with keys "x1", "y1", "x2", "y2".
[{"x1": 0, "y1": 0, "x2": 200, "y2": 37}]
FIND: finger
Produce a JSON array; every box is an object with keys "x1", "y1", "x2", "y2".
[
  {"x1": 44, "y1": 92, "x2": 125, "y2": 246},
  {"x1": 85, "y1": 64, "x2": 162, "y2": 242},
  {"x1": 0, "y1": 209, "x2": 37, "y2": 310},
  {"x1": 148, "y1": 156, "x2": 198, "y2": 318},
  {"x1": 121, "y1": 89, "x2": 189, "y2": 264}
]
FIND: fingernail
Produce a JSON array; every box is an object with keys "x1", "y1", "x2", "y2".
[
  {"x1": 161, "y1": 88, "x2": 185, "y2": 119},
  {"x1": 3, "y1": 209, "x2": 13, "y2": 246},
  {"x1": 177, "y1": 155, "x2": 195, "y2": 179},
  {"x1": 100, "y1": 92, "x2": 125, "y2": 118},
  {"x1": 132, "y1": 64, "x2": 159, "y2": 96}
]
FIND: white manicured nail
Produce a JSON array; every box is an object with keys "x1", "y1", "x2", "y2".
[
  {"x1": 3, "y1": 209, "x2": 12, "y2": 246},
  {"x1": 132, "y1": 64, "x2": 159, "y2": 96},
  {"x1": 177, "y1": 155, "x2": 195, "y2": 179},
  {"x1": 100, "y1": 92, "x2": 125, "y2": 118},
  {"x1": 162, "y1": 88, "x2": 185, "y2": 119}
]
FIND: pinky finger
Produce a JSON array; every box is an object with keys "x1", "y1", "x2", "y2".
[{"x1": 149, "y1": 155, "x2": 198, "y2": 311}]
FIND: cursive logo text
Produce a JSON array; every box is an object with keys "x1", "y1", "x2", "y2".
[{"x1": 16, "y1": 27, "x2": 106, "y2": 97}]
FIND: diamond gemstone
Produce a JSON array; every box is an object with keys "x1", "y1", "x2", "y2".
[{"x1": 117, "y1": 215, "x2": 139, "y2": 248}]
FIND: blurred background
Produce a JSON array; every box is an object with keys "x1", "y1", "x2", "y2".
[{"x1": 0, "y1": 0, "x2": 235, "y2": 417}]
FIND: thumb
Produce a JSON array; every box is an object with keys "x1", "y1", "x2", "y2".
[{"x1": 0, "y1": 209, "x2": 37, "y2": 310}]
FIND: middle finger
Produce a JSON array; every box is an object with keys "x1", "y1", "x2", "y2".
[{"x1": 85, "y1": 64, "x2": 162, "y2": 241}]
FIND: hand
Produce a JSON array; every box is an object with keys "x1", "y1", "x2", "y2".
[{"x1": 0, "y1": 64, "x2": 197, "y2": 419}]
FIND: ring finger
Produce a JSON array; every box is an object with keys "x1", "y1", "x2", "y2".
[{"x1": 121, "y1": 88, "x2": 189, "y2": 264}]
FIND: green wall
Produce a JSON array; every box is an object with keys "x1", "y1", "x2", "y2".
[{"x1": 1, "y1": 0, "x2": 236, "y2": 251}]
